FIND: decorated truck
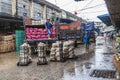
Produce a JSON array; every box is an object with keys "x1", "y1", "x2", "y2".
[
  {"x1": 24, "y1": 18, "x2": 82, "y2": 54},
  {"x1": 25, "y1": 18, "x2": 82, "y2": 42}
]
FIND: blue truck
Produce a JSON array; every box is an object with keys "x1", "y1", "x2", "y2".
[{"x1": 82, "y1": 22, "x2": 95, "y2": 42}]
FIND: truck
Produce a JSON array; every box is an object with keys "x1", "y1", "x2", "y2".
[
  {"x1": 24, "y1": 18, "x2": 82, "y2": 54},
  {"x1": 25, "y1": 18, "x2": 82, "y2": 42}
]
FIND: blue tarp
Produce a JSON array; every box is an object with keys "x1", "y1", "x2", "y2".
[
  {"x1": 32, "y1": 17, "x2": 44, "y2": 20},
  {"x1": 97, "y1": 14, "x2": 112, "y2": 26},
  {"x1": 82, "y1": 22, "x2": 95, "y2": 37},
  {"x1": 82, "y1": 22, "x2": 94, "y2": 31}
]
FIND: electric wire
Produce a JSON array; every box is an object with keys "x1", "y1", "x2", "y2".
[
  {"x1": 71, "y1": 3, "x2": 105, "y2": 12},
  {"x1": 59, "y1": 1, "x2": 73, "y2": 7},
  {"x1": 80, "y1": 10, "x2": 108, "y2": 14},
  {"x1": 82, "y1": 0, "x2": 94, "y2": 10}
]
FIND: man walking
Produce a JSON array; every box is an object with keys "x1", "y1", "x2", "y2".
[{"x1": 83, "y1": 31, "x2": 90, "y2": 49}]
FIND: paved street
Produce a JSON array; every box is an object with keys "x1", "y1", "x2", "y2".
[
  {"x1": 0, "y1": 40, "x2": 117, "y2": 80},
  {"x1": 0, "y1": 0, "x2": 119, "y2": 80}
]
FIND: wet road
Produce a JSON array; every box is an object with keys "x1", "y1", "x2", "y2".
[{"x1": 0, "y1": 41, "x2": 116, "y2": 80}]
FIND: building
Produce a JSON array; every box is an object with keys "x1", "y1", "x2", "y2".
[
  {"x1": 0, "y1": 0, "x2": 81, "y2": 31},
  {"x1": 105, "y1": 0, "x2": 120, "y2": 29},
  {"x1": 0, "y1": 0, "x2": 82, "y2": 31},
  {"x1": 0, "y1": 0, "x2": 83, "y2": 53}
]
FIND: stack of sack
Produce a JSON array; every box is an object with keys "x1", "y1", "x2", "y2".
[
  {"x1": 32, "y1": 20, "x2": 45, "y2": 25},
  {"x1": 63, "y1": 41, "x2": 69, "y2": 58},
  {"x1": 50, "y1": 40, "x2": 75, "y2": 61},
  {"x1": 19, "y1": 43, "x2": 31, "y2": 63},
  {"x1": 26, "y1": 28, "x2": 48, "y2": 40},
  {"x1": 50, "y1": 41, "x2": 62, "y2": 61},
  {"x1": 63, "y1": 40, "x2": 75, "y2": 58},
  {"x1": 37, "y1": 42, "x2": 47, "y2": 63},
  {"x1": 26, "y1": 27, "x2": 57, "y2": 40}
]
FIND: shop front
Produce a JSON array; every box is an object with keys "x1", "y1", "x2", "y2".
[{"x1": 0, "y1": 15, "x2": 23, "y2": 53}]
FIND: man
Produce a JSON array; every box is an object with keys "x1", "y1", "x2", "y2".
[
  {"x1": 83, "y1": 31, "x2": 90, "y2": 49},
  {"x1": 50, "y1": 10, "x2": 56, "y2": 24},
  {"x1": 104, "y1": 32, "x2": 107, "y2": 41},
  {"x1": 45, "y1": 18, "x2": 53, "y2": 39}
]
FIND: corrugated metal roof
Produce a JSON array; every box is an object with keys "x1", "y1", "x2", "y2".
[
  {"x1": 105, "y1": 0, "x2": 120, "y2": 28},
  {"x1": 0, "y1": 12, "x2": 22, "y2": 22}
]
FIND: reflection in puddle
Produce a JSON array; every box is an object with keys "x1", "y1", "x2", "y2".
[
  {"x1": 60, "y1": 42, "x2": 115, "y2": 80},
  {"x1": 61, "y1": 61, "x2": 95, "y2": 80}
]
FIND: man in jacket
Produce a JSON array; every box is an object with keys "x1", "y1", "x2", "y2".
[{"x1": 83, "y1": 31, "x2": 90, "y2": 49}]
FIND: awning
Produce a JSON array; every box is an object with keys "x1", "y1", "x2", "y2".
[
  {"x1": 105, "y1": 0, "x2": 120, "y2": 28},
  {"x1": 0, "y1": 18, "x2": 22, "y2": 22},
  {"x1": 97, "y1": 14, "x2": 112, "y2": 26},
  {"x1": 0, "y1": 13, "x2": 22, "y2": 22}
]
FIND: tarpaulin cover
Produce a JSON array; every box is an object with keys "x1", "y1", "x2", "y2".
[
  {"x1": 82, "y1": 22, "x2": 95, "y2": 37},
  {"x1": 32, "y1": 17, "x2": 44, "y2": 20},
  {"x1": 82, "y1": 22, "x2": 94, "y2": 31},
  {"x1": 59, "y1": 18, "x2": 74, "y2": 24},
  {"x1": 97, "y1": 14, "x2": 112, "y2": 26}
]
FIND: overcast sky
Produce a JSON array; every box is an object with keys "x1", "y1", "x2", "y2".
[{"x1": 46, "y1": 0, "x2": 109, "y2": 21}]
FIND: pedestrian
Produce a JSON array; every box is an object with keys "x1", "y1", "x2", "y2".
[
  {"x1": 110, "y1": 32, "x2": 114, "y2": 40},
  {"x1": 104, "y1": 32, "x2": 107, "y2": 41},
  {"x1": 45, "y1": 18, "x2": 53, "y2": 39},
  {"x1": 83, "y1": 31, "x2": 90, "y2": 49}
]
